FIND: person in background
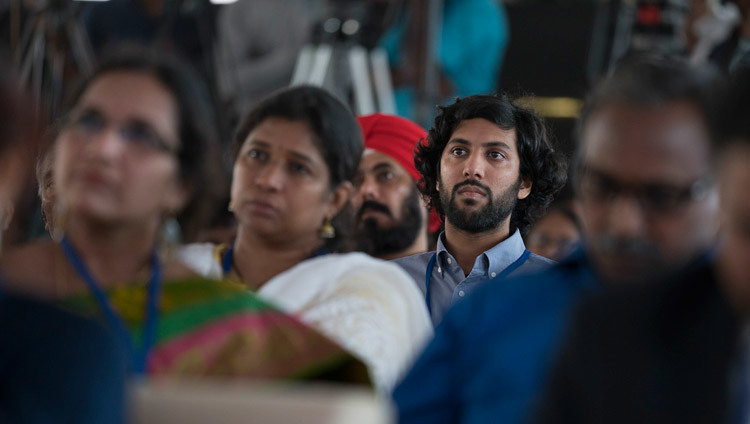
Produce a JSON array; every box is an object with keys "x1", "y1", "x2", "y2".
[
  {"x1": 1, "y1": 49, "x2": 369, "y2": 383},
  {"x1": 393, "y1": 93, "x2": 568, "y2": 326},
  {"x1": 393, "y1": 56, "x2": 724, "y2": 424},
  {"x1": 534, "y1": 65, "x2": 750, "y2": 424},
  {"x1": 214, "y1": 0, "x2": 315, "y2": 116},
  {"x1": 179, "y1": 86, "x2": 432, "y2": 392},
  {"x1": 352, "y1": 113, "x2": 439, "y2": 260},
  {"x1": 81, "y1": 0, "x2": 211, "y2": 79},
  {"x1": 381, "y1": 0, "x2": 509, "y2": 125},
  {"x1": 525, "y1": 199, "x2": 581, "y2": 261},
  {"x1": 0, "y1": 60, "x2": 127, "y2": 424}
]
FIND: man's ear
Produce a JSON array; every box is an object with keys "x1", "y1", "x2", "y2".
[
  {"x1": 435, "y1": 157, "x2": 442, "y2": 192},
  {"x1": 518, "y1": 177, "x2": 532, "y2": 200}
]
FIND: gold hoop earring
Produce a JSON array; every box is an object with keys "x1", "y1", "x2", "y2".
[{"x1": 320, "y1": 218, "x2": 335, "y2": 239}]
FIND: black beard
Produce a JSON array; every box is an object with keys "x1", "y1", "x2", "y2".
[
  {"x1": 355, "y1": 187, "x2": 424, "y2": 257},
  {"x1": 440, "y1": 178, "x2": 519, "y2": 233}
]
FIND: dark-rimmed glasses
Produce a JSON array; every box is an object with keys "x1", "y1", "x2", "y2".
[
  {"x1": 61, "y1": 108, "x2": 179, "y2": 156},
  {"x1": 577, "y1": 165, "x2": 714, "y2": 215}
]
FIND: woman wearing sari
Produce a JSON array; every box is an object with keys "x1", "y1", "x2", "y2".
[
  {"x1": 179, "y1": 86, "x2": 433, "y2": 392},
  {"x1": 0, "y1": 49, "x2": 368, "y2": 383}
]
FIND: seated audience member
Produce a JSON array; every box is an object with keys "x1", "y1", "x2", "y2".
[
  {"x1": 381, "y1": 0, "x2": 509, "y2": 124},
  {"x1": 393, "y1": 56, "x2": 724, "y2": 424},
  {"x1": 534, "y1": 65, "x2": 750, "y2": 424},
  {"x1": 1, "y1": 49, "x2": 369, "y2": 383},
  {"x1": 352, "y1": 113, "x2": 439, "y2": 260},
  {"x1": 392, "y1": 94, "x2": 568, "y2": 326},
  {"x1": 0, "y1": 62, "x2": 127, "y2": 424},
  {"x1": 178, "y1": 87, "x2": 432, "y2": 392},
  {"x1": 526, "y1": 199, "x2": 581, "y2": 261}
]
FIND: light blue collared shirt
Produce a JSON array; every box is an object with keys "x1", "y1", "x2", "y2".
[{"x1": 392, "y1": 229, "x2": 555, "y2": 325}]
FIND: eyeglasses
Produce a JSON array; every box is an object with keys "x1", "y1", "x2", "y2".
[
  {"x1": 62, "y1": 109, "x2": 179, "y2": 156},
  {"x1": 577, "y1": 166, "x2": 714, "y2": 215}
]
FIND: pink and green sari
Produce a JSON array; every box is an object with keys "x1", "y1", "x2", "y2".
[{"x1": 62, "y1": 277, "x2": 370, "y2": 384}]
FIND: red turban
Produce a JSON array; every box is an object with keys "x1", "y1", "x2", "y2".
[{"x1": 356, "y1": 113, "x2": 442, "y2": 233}]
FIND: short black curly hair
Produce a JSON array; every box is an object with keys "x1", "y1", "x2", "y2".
[{"x1": 414, "y1": 93, "x2": 568, "y2": 236}]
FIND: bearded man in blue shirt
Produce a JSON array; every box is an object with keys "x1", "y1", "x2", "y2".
[{"x1": 393, "y1": 94, "x2": 568, "y2": 326}]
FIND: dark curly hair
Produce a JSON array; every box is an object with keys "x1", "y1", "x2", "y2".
[{"x1": 415, "y1": 94, "x2": 568, "y2": 236}]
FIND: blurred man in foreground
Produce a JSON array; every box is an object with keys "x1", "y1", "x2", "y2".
[{"x1": 535, "y1": 66, "x2": 750, "y2": 424}]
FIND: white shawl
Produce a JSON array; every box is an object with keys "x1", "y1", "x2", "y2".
[{"x1": 179, "y1": 244, "x2": 433, "y2": 392}]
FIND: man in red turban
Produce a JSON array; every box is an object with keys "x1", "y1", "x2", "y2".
[{"x1": 353, "y1": 113, "x2": 440, "y2": 260}]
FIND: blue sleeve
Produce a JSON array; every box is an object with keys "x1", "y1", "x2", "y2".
[
  {"x1": 0, "y1": 296, "x2": 128, "y2": 424},
  {"x1": 394, "y1": 265, "x2": 590, "y2": 424},
  {"x1": 393, "y1": 301, "x2": 470, "y2": 423}
]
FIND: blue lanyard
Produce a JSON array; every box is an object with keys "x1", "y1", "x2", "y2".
[
  {"x1": 424, "y1": 249, "x2": 532, "y2": 315},
  {"x1": 222, "y1": 244, "x2": 235, "y2": 275},
  {"x1": 60, "y1": 237, "x2": 161, "y2": 375},
  {"x1": 222, "y1": 244, "x2": 329, "y2": 277}
]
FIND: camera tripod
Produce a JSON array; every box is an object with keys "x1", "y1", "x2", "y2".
[
  {"x1": 14, "y1": 0, "x2": 95, "y2": 119},
  {"x1": 290, "y1": 16, "x2": 397, "y2": 116}
]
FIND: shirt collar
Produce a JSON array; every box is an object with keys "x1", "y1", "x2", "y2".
[
  {"x1": 483, "y1": 229, "x2": 527, "y2": 276},
  {"x1": 435, "y1": 228, "x2": 528, "y2": 277}
]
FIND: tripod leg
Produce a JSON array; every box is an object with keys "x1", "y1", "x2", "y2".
[
  {"x1": 309, "y1": 44, "x2": 333, "y2": 87},
  {"x1": 50, "y1": 50, "x2": 64, "y2": 119},
  {"x1": 347, "y1": 45, "x2": 375, "y2": 115},
  {"x1": 291, "y1": 44, "x2": 333, "y2": 87},
  {"x1": 291, "y1": 45, "x2": 316, "y2": 86},
  {"x1": 370, "y1": 48, "x2": 397, "y2": 115},
  {"x1": 10, "y1": 0, "x2": 23, "y2": 56},
  {"x1": 66, "y1": 18, "x2": 96, "y2": 76},
  {"x1": 18, "y1": 18, "x2": 44, "y2": 85},
  {"x1": 20, "y1": 16, "x2": 48, "y2": 111},
  {"x1": 15, "y1": 12, "x2": 38, "y2": 66}
]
